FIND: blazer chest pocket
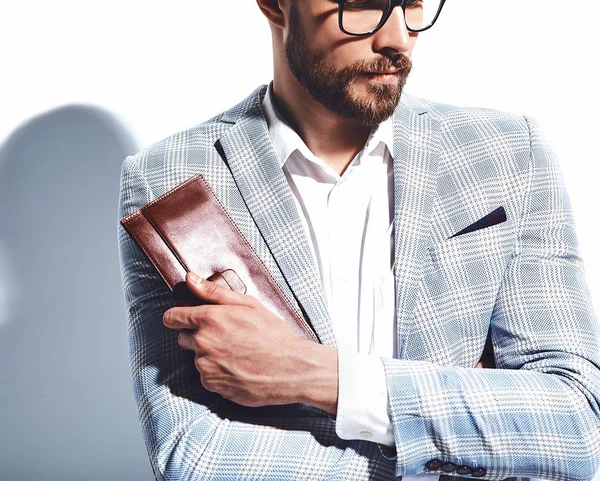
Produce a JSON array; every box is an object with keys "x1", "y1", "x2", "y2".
[
  {"x1": 404, "y1": 217, "x2": 515, "y2": 365},
  {"x1": 419, "y1": 218, "x2": 515, "y2": 323}
]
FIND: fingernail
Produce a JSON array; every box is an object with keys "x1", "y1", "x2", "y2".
[{"x1": 189, "y1": 271, "x2": 203, "y2": 284}]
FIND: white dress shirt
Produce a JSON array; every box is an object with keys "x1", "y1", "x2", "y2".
[
  {"x1": 262, "y1": 80, "x2": 396, "y2": 439},
  {"x1": 262, "y1": 81, "x2": 440, "y2": 480}
]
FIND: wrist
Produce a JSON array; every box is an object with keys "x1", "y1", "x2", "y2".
[{"x1": 297, "y1": 342, "x2": 339, "y2": 414}]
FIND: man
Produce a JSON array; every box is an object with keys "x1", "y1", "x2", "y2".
[{"x1": 117, "y1": 0, "x2": 600, "y2": 480}]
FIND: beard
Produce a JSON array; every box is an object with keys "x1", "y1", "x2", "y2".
[{"x1": 284, "y1": 1, "x2": 412, "y2": 126}]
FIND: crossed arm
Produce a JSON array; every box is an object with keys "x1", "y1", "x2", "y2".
[{"x1": 118, "y1": 116, "x2": 600, "y2": 481}]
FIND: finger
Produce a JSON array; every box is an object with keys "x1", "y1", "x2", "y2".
[
  {"x1": 186, "y1": 271, "x2": 257, "y2": 307},
  {"x1": 177, "y1": 330, "x2": 209, "y2": 357},
  {"x1": 163, "y1": 306, "x2": 200, "y2": 330},
  {"x1": 475, "y1": 361, "x2": 483, "y2": 368},
  {"x1": 177, "y1": 330, "x2": 196, "y2": 352},
  {"x1": 163, "y1": 304, "x2": 230, "y2": 330}
]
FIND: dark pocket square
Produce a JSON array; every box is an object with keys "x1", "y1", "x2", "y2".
[{"x1": 448, "y1": 206, "x2": 507, "y2": 240}]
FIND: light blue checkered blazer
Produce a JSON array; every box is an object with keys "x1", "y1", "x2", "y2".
[{"x1": 117, "y1": 84, "x2": 600, "y2": 481}]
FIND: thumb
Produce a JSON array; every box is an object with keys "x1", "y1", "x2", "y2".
[{"x1": 185, "y1": 271, "x2": 251, "y2": 306}]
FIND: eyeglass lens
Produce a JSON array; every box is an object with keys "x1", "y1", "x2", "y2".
[{"x1": 341, "y1": 0, "x2": 442, "y2": 34}]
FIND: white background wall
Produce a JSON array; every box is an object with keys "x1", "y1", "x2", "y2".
[{"x1": 1, "y1": 1, "x2": 598, "y2": 479}]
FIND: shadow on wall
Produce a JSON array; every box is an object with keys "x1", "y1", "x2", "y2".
[{"x1": 0, "y1": 106, "x2": 155, "y2": 480}]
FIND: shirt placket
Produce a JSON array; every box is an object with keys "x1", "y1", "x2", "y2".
[{"x1": 327, "y1": 167, "x2": 368, "y2": 353}]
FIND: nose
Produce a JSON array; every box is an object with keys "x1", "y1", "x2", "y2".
[{"x1": 370, "y1": 5, "x2": 413, "y2": 55}]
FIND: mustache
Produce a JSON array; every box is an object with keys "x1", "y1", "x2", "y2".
[
  {"x1": 362, "y1": 54, "x2": 412, "y2": 75},
  {"x1": 334, "y1": 54, "x2": 412, "y2": 85}
]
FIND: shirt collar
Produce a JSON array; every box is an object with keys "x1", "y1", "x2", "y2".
[{"x1": 261, "y1": 80, "x2": 394, "y2": 169}]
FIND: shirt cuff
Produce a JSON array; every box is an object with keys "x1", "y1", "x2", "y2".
[{"x1": 334, "y1": 347, "x2": 395, "y2": 446}]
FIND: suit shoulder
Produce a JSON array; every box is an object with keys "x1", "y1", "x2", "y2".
[
  {"x1": 403, "y1": 93, "x2": 540, "y2": 186},
  {"x1": 402, "y1": 91, "x2": 530, "y2": 133},
  {"x1": 122, "y1": 110, "x2": 232, "y2": 169}
]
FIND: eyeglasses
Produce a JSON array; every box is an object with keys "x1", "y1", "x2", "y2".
[{"x1": 337, "y1": 0, "x2": 447, "y2": 36}]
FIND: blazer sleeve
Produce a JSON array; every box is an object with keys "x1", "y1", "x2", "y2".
[
  {"x1": 380, "y1": 115, "x2": 600, "y2": 481},
  {"x1": 117, "y1": 154, "x2": 399, "y2": 481}
]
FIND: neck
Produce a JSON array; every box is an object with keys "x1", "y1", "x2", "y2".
[{"x1": 270, "y1": 74, "x2": 373, "y2": 176}]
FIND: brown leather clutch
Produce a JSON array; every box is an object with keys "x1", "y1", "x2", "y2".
[{"x1": 120, "y1": 173, "x2": 319, "y2": 343}]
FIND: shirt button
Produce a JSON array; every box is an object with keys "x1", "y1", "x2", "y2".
[
  {"x1": 341, "y1": 271, "x2": 352, "y2": 282},
  {"x1": 360, "y1": 430, "x2": 372, "y2": 438},
  {"x1": 472, "y1": 467, "x2": 487, "y2": 477},
  {"x1": 441, "y1": 462, "x2": 456, "y2": 473}
]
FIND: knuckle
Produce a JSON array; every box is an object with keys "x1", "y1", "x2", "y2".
[
  {"x1": 195, "y1": 355, "x2": 209, "y2": 373},
  {"x1": 198, "y1": 376, "x2": 214, "y2": 393},
  {"x1": 202, "y1": 305, "x2": 219, "y2": 324},
  {"x1": 198, "y1": 372, "x2": 210, "y2": 391},
  {"x1": 191, "y1": 332, "x2": 203, "y2": 350}
]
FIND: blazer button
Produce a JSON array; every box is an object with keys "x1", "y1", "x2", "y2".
[
  {"x1": 456, "y1": 465, "x2": 472, "y2": 475},
  {"x1": 441, "y1": 462, "x2": 456, "y2": 473},
  {"x1": 472, "y1": 467, "x2": 487, "y2": 477},
  {"x1": 425, "y1": 459, "x2": 443, "y2": 471}
]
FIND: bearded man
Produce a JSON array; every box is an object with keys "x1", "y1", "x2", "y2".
[{"x1": 117, "y1": 1, "x2": 600, "y2": 480}]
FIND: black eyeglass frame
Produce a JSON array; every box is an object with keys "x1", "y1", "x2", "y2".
[{"x1": 337, "y1": 0, "x2": 447, "y2": 36}]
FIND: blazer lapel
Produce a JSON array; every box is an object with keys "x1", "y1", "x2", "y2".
[
  {"x1": 391, "y1": 101, "x2": 441, "y2": 359},
  {"x1": 214, "y1": 86, "x2": 336, "y2": 348},
  {"x1": 212, "y1": 85, "x2": 440, "y2": 355}
]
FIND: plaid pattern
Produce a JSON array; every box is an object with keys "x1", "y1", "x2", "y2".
[{"x1": 117, "y1": 84, "x2": 600, "y2": 481}]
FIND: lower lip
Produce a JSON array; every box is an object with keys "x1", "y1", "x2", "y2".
[{"x1": 367, "y1": 72, "x2": 399, "y2": 83}]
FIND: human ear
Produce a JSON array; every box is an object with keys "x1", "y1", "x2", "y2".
[{"x1": 255, "y1": 0, "x2": 289, "y2": 30}]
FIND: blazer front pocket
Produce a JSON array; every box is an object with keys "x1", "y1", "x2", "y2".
[
  {"x1": 405, "y1": 220, "x2": 515, "y2": 365},
  {"x1": 425, "y1": 219, "x2": 515, "y2": 298}
]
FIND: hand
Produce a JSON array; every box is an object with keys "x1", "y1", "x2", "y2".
[{"x1": 163, "y1": 271, "x2": 317, "y2": 408}]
